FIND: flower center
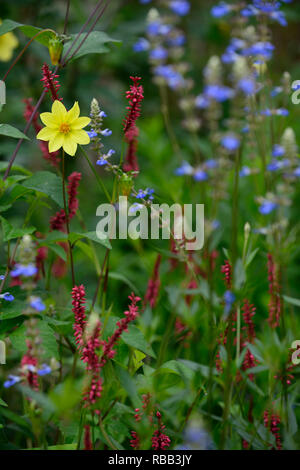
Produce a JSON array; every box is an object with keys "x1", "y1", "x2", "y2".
[{"x1": 59, "y1": 122, "x2": 70, "y2": 134}]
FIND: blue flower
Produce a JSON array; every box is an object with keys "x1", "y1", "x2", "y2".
[
  {"x1": 150, "y1": 47, "x2": 168, "y2": 61},
  {"x1": 0, "y1": 292, "x2": 14, "y2": 302},
  {"x1": 224, "y1": 290, "x2": 235, "y2": 314},
  {"x1": 204, "y1": 84, "x2": 234, "y2": 102},
  {"x1": 30, "y1": 297, "x2": 46, "y2": 312},
  {"x1": 129, "y1": 203, "x2": 144, "y2": 214},
  {"x1": 272, "y1": 144, "x2": 285, "y2": 157},
  {"x1": 221, "y1": 135, "x2": 240, "y2": 152},
  {"x1": 259, "y1": 200, "x2": 278, "y2": 214},
  {"x1": 267, "y1": 159, "x2": 289, "y2": 171},
  {"x1": 294, "y1": 167, "x2": 300, "y2": 177},
  {"x1": 276, "y1": 108, "x2": 289, "y2": 116},
  {"x1": 133, "y1": 38, "x2": 150, "y2": 52},
  {"x1": 205, "y1": 159, "x2": 218, "y2": 169},
  {"x1": 101, "y1": 128, "x2": 112, "y2": 137},
  {"x1": 96, "y1": 157, "x2": 108, "y2": 166},
  {"x1": 10, "y1": 263, "x2": 37, "y2": 278},
  {"x1": 195, "y1": 94, "x2": 210, "y2": 109},
  {"x1": 238, "y1": 77, "x2": 256, "y2": 95},
  {"x1": 87, "y1": 129, "x2": 97, "y2": 138},
  {"x1": 242, "y1": 41, "x2": 275, "y2": 60},
  {"x1": 4, "y1": 375, "x2": 21, "y2": 388},
  {"x1": 169, "y1": 0, "x2": 190, "y2": 16},
  {"x1": 193, "y1": 170, "x2": 208, "y2": 182},
  {"x1": 139, "y1": 0, "x2": 152, "y2": 3},
  {"x1": 211, "y1": 2, "x2": 230, "y2": 18},
  {"x1": 240, "y1": 166, "x2": 251, "y2": 177},
  {"x1": 270, "y1": 86, "x2": 283, "y2": 97},
  {"x1": 175, "y1": 161, "x2": 193, "y2": 176},
  {"x1": 99, "y1": 111, "x2": 107, "y2": 118},
  {"x1": 167, "y1": 34, "x2": 186, "y2": 47},
  {"x1": 0, "y1": 275, "x2": 4, "y2": 280},
  {"x1": 135, "y1": 188, "x2": 154, "y2": 200},
  {"x1": 37, "y1": 364, "x2": 52, "y2": 376},
  {"x1": 154, "y1": 65, "x2": 185, "y2": 89}
]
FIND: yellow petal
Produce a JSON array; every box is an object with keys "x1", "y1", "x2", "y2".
[
  {"x1": 40, "y1": 112, "x2": 59, "y2": 129},
  {"x1": 66, "y1": 101, "x2": 80, "y2": 123},
  {"x1": 36, "y1": 127, "x2": 56, "y2": 141},
  {"x1": 71, "y1": 116, "x2": 91, "y2": 130},
  {"x1": 49, "y1": 133, "x2": 64, "y2": 153},
  {"x1": 72, "y1": 129, "x2": 90, "y2": 145},
  {"x1": 63, "y1": 135, "x2": 78, "y2": 156},
  {"x1": 51, "y1": 100, "x2": 67, "y2": 121}
]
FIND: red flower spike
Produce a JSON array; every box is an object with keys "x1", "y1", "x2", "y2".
[
  {"x1": 123, "y1": 76, "x2": 144, "y2": 133},
  {"x1": 41, "y1": 63, "x2": 62, "y2": 101}
]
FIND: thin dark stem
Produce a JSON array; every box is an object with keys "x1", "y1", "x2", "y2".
[
  {"x1": 64, "y1": 1, "x2": 109, "y2": 66},
  {"x1": 63, "y1": 0, "x2": 71, "y2": 34},
  {"x1": 60, "y1": 0, "x2": 104, "y2": 66}
]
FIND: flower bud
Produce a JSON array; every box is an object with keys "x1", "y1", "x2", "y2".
[{"x1": 48, "y1": 37, "x2": 63, "y2": 66}]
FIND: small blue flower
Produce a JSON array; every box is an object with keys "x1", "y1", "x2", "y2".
[
  {"x1": 238, "y1": 77, "x2": 256, "y2": 95},
  {"x1": 133, "y1": 38, "x2": 150, "y2": 52},
  {"x1": 0, "y1": 275, "x2": 4, "y2": 280},
  {"x1": 129, "y1": 203, "x2": 144, "y2": 214},
  {"x1": 195, "y1": 94, "x2": 210, "y2": 109},
  {"x1": 224, "y1": 290, "x2": 235, "y2": 315},
  {"x1": 205, "y1": 159, "x2": 218, "y2": 169},
  {"x1": 276, "y1": 108, "x2": 289, "y2": 116},
  {"x1": 272, "y1": 144, "x2": 285, "y2": 157},
  {"x1": 87, "y1": 130, "x2": 97, "y2": 138},
  {"x1": 0, "y1": 292, "x2": 14, "y2": 302},
  {"x1": 259, "y1": 200, "x2": 278, "y2": 214},
  {"x1": 106, "y1": 149, "x2": 115, "y2": 157},
  {"x1": 193, "y1": 170, "x2": 208, "y2": 182},
  {"x1": 150, "y1": 47, "x2": 168, "y2": 61},
  {"x1": 101, "y1": 128, "x2": 112, "y2": 137},
  {"x1": 4, "y1": 375, "x2": 21, "y2": 388},
  {"x1": 204, "y1": 84, "x2": 234, "y2": 102},
  {"x1": 37, "y1": 364, "x2": 52, "y2": 376},
  {"x1": 10, "y1": 263, "x2": 38, "y2": 278},
  {"x1": 175, "y1": 161, "x2": 193, "y2": 176},
  {"x1": 135, "y1": 188, "x2": 154, "y2": 200},
  {"x1": 221, "y1": 135, "x2": 240, "y2": 152},
  {"x1": 99, "y1": 111, "x2": 107, "y2": 118},
  {"x1": 270, "y1": 86, "x2": 283, "y2": 97},
  {"x1": 169, "y1": 0, "x2": 190, "y2": 16},
  {"x1": 30, "y1": 297, "x2": 46, "y2": 312},
  {"x1": 211, "y1": 2, "x2": 231, "y2": 18},
  {"x1": 96, "y1": 157, "x2": 108, "y2": 166},
  {"x1": 294, "y1": 167, "x2": 300, "y2": 177},
  {"x1": 240, "y1": 166, "x2": 251, "y2": 177},
  {"x1": 167, "y1": 34, "x2": 186, "y2": 47}
]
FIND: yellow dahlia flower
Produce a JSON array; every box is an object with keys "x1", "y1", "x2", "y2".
[
  {"x1": 37, "y1": 100, "x2": 91, "y2": 156},
  {"x1": 0, "y1": 20, "x2": 18, "y2": 62}
]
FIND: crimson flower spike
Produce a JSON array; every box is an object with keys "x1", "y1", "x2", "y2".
[
  {"x1": 123, "y1": 76, "x2": 144, "y2": 134},
  {"x1": 41, "y1": 63, "x2": 62, "y2": 101}
]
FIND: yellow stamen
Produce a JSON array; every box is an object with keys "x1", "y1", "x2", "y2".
[{"x1": 59, "y1": 123, "x2": 70, "y2": 134}]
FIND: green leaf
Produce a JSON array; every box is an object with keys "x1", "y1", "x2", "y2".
[
  {"x1": 0, "y1": 398, "x2": 8, "y2": 407},
  {"x1": 0, "y1": 161, "x2": 32, "y2": 175},
  {"x1": 108, "y1": 272, "x2": 140, "y2": 295},
  {"x1": 22, "y1": 171, "x2": 63, "y2": 207},
  {"x1": 63, "y1": 31, "x2": 121, "y2": 62},
  {"x1": 69, "y1": 231, "x2": 111, "y2": 249},
  {"x1": 0, "y1": 19, "x2": 56, "y2": 47},
  {"x1": 0, "y1": 216, "x2": 35, "y2": 242},
  {"x1": 122, "y1": 325, "x2": 156, "y2": 358},
  {"x1": 283, "y1": 295, "x2": 300, "y2": 307},
  {"x1": 0, "y1": 124, "x2": 30, "y2": 140}
]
